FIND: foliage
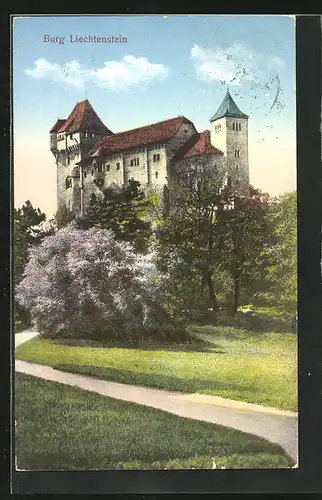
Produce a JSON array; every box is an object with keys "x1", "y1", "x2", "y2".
[
  {"x1": 14, "y1": 200, "x2": 54, "y2": 326},
  {"x1": 14, "y1": 201, "x2": 48, "y2": 285},
  {"x1": 78, "y1": 179, "x2": 153, "y2": 252},
  {"x1": 156, "y1": 161, "x2": 270, "y2": 317},
  {"x1": 54, "y1": 204, "x2": 76, "y2": 229},
  {"x1": 16, "y1": 224, "x2": 186, "y2": 342},
  {"x1": 217, "y1": 185, "x2": 271, "y2": 314},
  {"x1": 156, "y1": 161, "x2": 228, "y2": 315},
  {"x1": 264, "y1": 192, "x2": 297, "y2": 315},
  {"x1": 16, "y1": 373, "x2": 294, "y2": 470}
]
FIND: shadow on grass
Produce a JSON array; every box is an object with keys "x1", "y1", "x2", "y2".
[
  {"x1": 51, "y1": 337, "x2": 223, "y2": 353},
  {"x1": 53, "y1": 363, "x2": 259, "y2": 396}
]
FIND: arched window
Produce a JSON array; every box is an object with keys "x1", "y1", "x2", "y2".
[
  {"x1": 233, "y1": 123, "x2": 235, "y2": 131},
  {"x1": 238, "y1": 123, "x2": 242, "y2": 131},
  {"x1": 65, "y1": 177, "x2": 72, "y2": 189},
  {"x1": 155, "y1": 171, "x2": 159, "y2": 179},
  {"x1": 234, "y1": 149, "x2": 240, "y2": 158}
]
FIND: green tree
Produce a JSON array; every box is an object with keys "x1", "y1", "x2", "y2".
[
  {"x1": 219, "y1": 185, "x2": 270, "y2": 314},
  {"x1": 78, "y1": 180, "x2": 153, "y2": 252},
  {"x1": 14, "y1": 201, "x2": 52, "y2": 286},
  {"x1": 14, "y1": 201, "x2": 54, "y2": 326},
  {"x1": 156, "y1": 162, "x2": 228, "y2": 316},
  {"x1": 156, "y1": 162, "x2": 270, "y2": 318},
  {"x1": 54, "y1": 204, "x2": 75, "y2": 229},
  {"x1": 265, "y1": 191, "x2": 297, "y2": 315}
]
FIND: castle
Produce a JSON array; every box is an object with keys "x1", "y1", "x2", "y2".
[{"x1": 50, "y1": 90, "x2": 249, "y2": 216}]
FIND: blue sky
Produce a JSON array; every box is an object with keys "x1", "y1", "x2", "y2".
[{"x1": 13, "y1": 15, "x2": 296, "y2": 216}]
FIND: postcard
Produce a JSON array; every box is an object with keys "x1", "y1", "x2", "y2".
[{"x1": 12, "y1": 14, "x2": 298, "y2": 480}]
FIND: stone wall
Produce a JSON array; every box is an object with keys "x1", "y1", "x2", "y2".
[{"x1": 210, "y1": 116, "x2": 249, "y2": 187}]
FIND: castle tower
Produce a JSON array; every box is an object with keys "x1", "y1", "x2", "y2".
[
  {"x1": 50, "y1": 100, "x2": 113, "y2": 216},
  {"x1": 210, "y1": 90, "x2": 249, "y2": 188}
]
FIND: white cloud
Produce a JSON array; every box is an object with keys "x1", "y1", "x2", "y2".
[
  {"x1": 191, "y1": 42, "x2": 284, "y2": 86},
  {"x1": 25, "y1": 56, "x2": 169, "y2": 90},
  {"x1": 267, "y1": 56, "x2": 285, "y2": 69}
]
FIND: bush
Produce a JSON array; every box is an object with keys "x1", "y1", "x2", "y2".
[
  {"x1": 14, "y1": 301, "x2": 31, "y2": 330},
  {"x1": 16, "y1": 224, "x2": 187, "y2": 342},
  {"x1": 216, "y1": 310, "x2": 296, "y2": 333},
  {"x1": 188, "y1": 307, "x2": 296, "y2": 333}
]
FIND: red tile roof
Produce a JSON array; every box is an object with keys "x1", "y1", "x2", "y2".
[
  {"x1": 50, "y1": 119, "x2": 66, "y2": 133},
  {"x1": 174, "y1": 130, "x2": 223, "y2": 160},
  {"x1": 89, "y1": 116, "x2": 195, "y2": 156},
  {"x1": 55, "y1": 100, "x2": 112, "y2": 135}
]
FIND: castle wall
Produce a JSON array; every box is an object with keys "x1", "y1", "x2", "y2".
[
  {"x1": 123, "y1": 148, "x2": 148, "y2": 186},
  {"x1": 53, "y1": 103, "x2": 250, "y2": 217},
  {"x1": 173, "y1": 154, "x2": 226, "y2": 185},
  {"x1": 210, "y1": 117, "x2": 227, "y2": 154},
  {"x1": 210, "y1": 116, "x2": 249, "y2": 187},
  {"x1": 225, "y1": 116, "x2": 249, "y2": 185},
  {"x1": 147, "y1": 144, "x2": 167, "y2": 188},
  {"x1": 167, "y1": 122, "x2": 197, "y2": 158}
]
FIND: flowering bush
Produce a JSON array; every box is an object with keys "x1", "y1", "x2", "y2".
[{"x1": 16, "y1": 224, "x2": 186, "y2": 342}]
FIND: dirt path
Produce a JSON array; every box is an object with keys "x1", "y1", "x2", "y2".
[{"x1": 15, "y1": 359, "x2": 298, "y2": 463}]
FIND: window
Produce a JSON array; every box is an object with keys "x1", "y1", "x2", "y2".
[
  {"x1": 67, "y1": 157, "x2": 70, "y2": 165},
  {"x1": 106, "y1": 164, "x2": 110, "y2": 172},
  {"x1": 92, "y1": 133, "x2": 95, "y2": 138},
  {"x1": 233, "y1": 123, "x2": 235, "y2": 131},
  {"x1": 116, "y1": 162, "x2": 120, "y2": 170},
  {"x1": 234, "y1": 149, "x2": 240, "y2": 158},
  {"x1": 65, "y1": 177, "x2": 72, "y2": 189},
  {"x1": 238, "y1": 123, "x2": 241, "y2": 131},
  {"x1": 236, "y1": 165, "x2": 239, "y2": 171},
  {"x1": 70, "y1": 134, "x2": 73, "y2": 140},
  {"x1": 155, "y1": 171, "x2": 159, "y2": 179},
  {"x1": 91, "y1": 169, "x2": 94, "y2": 176},
  {"x1": 184, "y1": 128, "x2": 188, "y2": 133},
  {"x1": 131, "y1": 158, "x2": 139, "y2": 166},
  {"x1": 84, "y1": 171, "x2": 87, "y2": 178},
  {"x1": 153, "y1": 154, "x2": 160, "y2": 162}
]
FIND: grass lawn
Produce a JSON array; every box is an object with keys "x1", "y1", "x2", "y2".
[
  {"x1": 16, "y1": 325, "x2": 297, "y2": 411},
  {"x1": 15, "y1": 373, "x2": 294, "y2": 470}
]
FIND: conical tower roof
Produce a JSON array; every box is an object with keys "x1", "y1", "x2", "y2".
[
  {"x1": 56, "y1": 99, "x2": 113, "y2": 135},
  {"x1": 210, "y1": 90, "x2": 248, "y2": 122}
]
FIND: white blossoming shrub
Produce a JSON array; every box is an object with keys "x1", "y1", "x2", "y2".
[{"x1": 16, "y1": 224, "x2": 187, "y2": 342}]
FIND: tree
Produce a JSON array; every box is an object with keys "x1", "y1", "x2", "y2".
[
  {"x1": 218, "y1": 185, "x2": 270, "y2": 314},
  {"x1": 78, "y1": 180, "x2": 152, "y2": 252},
  {"x1": 16, "y1": 224, "x2": 186, "y2": 342},
  {"x1": 14, "y1": 201, "x2": 55, "y2": 327},
  {"x1": 54, "y1": 204, "x2": 75, "y2": 229},
  {"x1": 265, "y1": 191, "x2": 297, "y2": 315},
  {"x1": 14, "y1": 201, "x2": 54, "y2": 287},
  {"x1": 156, "y1": 161, "x2": 228, "y2": 316},
  {"x1": 156, "y1": 161, "x2": 270, "y2": 318}
]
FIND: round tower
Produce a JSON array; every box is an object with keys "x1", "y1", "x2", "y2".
[
  {"x1": 210, "y1": 90, "x2": 249, "y2": 189},
  {"x1": 49, "y1": 100, "x2": 113, "y2": 216}
]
